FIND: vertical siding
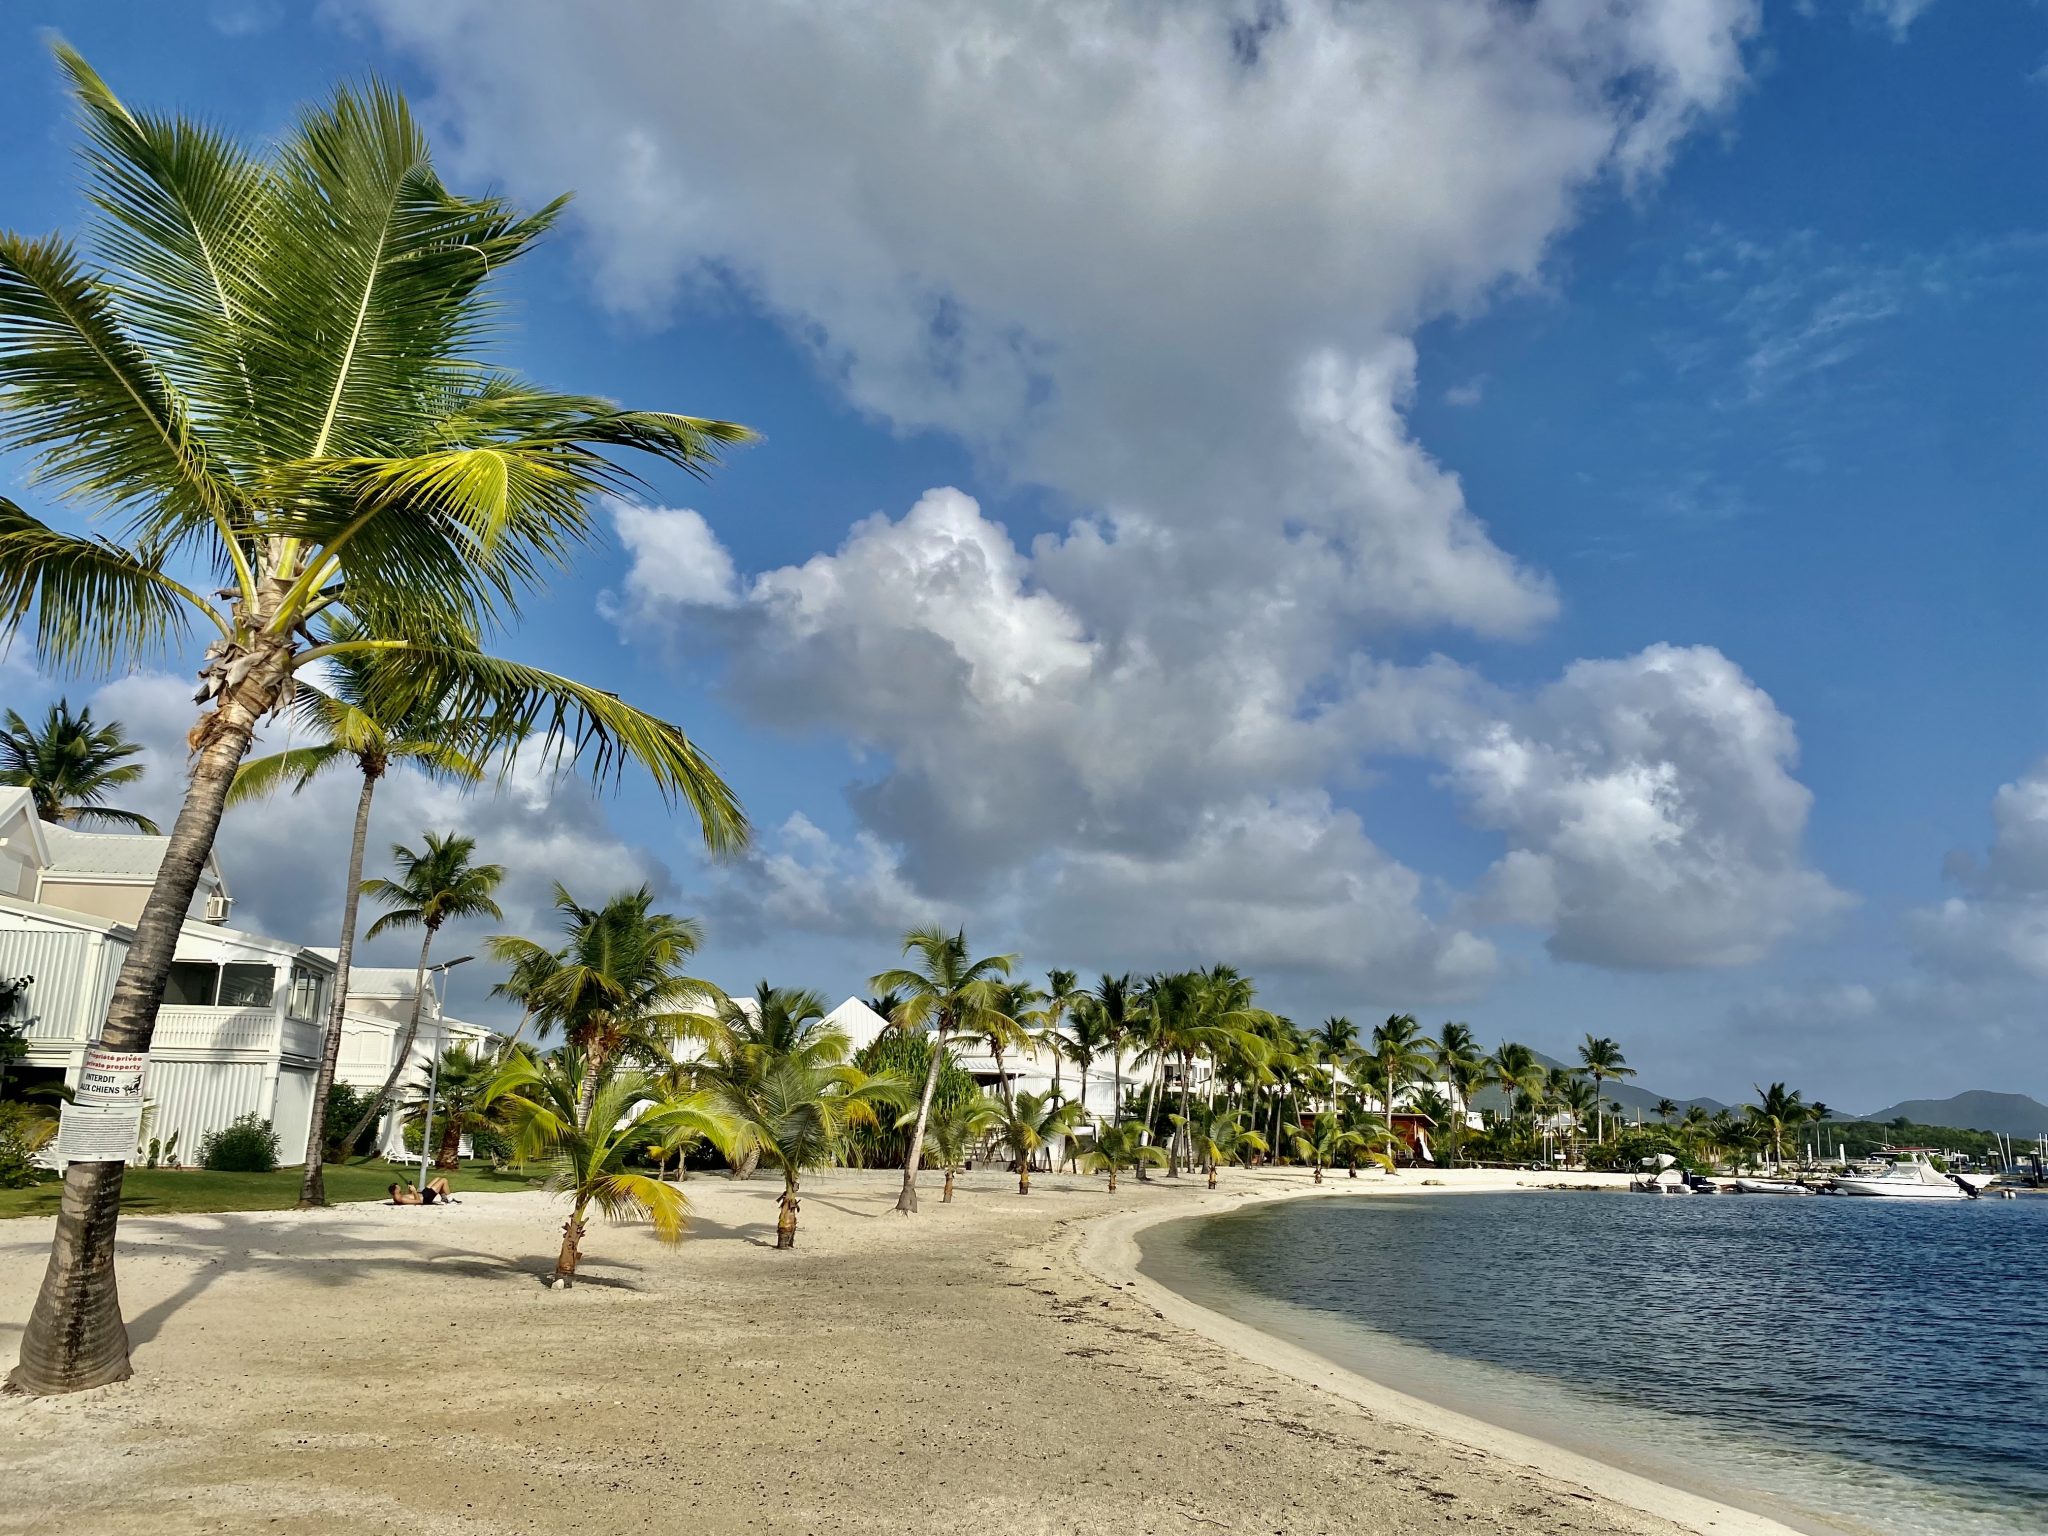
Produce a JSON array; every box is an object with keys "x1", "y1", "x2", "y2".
[
  {"x1": 271, "y1": 1066, "x2": 315, "y2": 1164},
  {"x1": 147, "y1": 1060, "x2": 271, "y2": 1162},
  {"x1": 0, "y1": 927, "x2": 119, "y2": 1045}
]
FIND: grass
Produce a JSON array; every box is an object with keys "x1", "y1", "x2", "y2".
[{"x1": 0, "y1": 1159, "x2": 546, "y2": 1219}]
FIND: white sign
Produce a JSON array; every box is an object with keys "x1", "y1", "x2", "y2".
[
  {"x1": 55, "y1": 1102, "x2": 143, "y2": 1163},
  {"x1": 77, "y1": 1048, "x2": 147, "y2": 1105}
]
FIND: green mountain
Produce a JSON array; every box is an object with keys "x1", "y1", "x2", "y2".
[{"x1": 1849, "y1": 1091, "x2": 2048, "y2": 1138}]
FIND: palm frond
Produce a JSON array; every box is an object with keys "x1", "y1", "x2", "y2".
[
  {"x1": 227, "y1": 743, "x2": 349, "y2": 805},
  {"x1": 0, "y1": 498, "x2": 214, "y2": 670}
]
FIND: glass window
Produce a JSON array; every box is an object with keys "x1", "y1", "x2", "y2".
[
  {"x1": 287, "y1": 966, "x2": 327, "y2": 1024},
  {"x1": 163, "y1": 961, "x2": 219, "y2": 1007},
  {"x1": 218, "y1": 962, "x2": 275, "y2": 1008}
]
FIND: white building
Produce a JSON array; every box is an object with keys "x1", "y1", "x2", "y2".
[{"x1": 0, "y1": 787, "x2": 491, "y2": 1165}]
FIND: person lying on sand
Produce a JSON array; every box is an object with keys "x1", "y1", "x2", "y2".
[{"x1": 388, "y1": 1178, "x2": 458, "y2": 1206}]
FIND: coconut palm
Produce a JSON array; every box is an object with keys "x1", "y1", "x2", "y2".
[
  {"x1": 486, "y1": 885, "x2": 720, "y2": 1123},
  {"x1": 985, "y1": 1089, "x2": 1086, "y2": 1194},
  {"x1": 1576, "y1": 1035, "x2": 1635, "y2": 1143},
  {"x1": 1075, "y1": 1120, "x2": 1165, "y2": 1192},
  {"x1": 1030, "y1": 968, "x2": 1084, "y2": 1105},
  {"x1": 230, "y1": 626, "x2": 494, "y2": 1205},
  {"x1": 1655, "y1": 1097, "x2": 1679, "y2": 1122},
  {"x1": 1550, "y1": 1072, "x2": 1598, "y2": 1165},
  {"x1": 0, "y1": 701, "x2": 156, "y2": 831},
  {"x1": 1491, "y1": 1041, "x2": 1545, "y2": 1126},
  {"x1": 869, "y1": 927, "x2": 1016, "y2": 1214},
  {"x1": 1175, "y1": 1104, "x2": 1269, "y2": 1189},
  {"x1": 1063, "y1": 994, "x2": 1115, "y2": 1130},
  {"x1": 1290, "y1": 1112, "x2": 1384, "y2": 1185},
  {"x1": 1432, "y1": 1023, "x2": 1489, "y2": 1166},
  {"x1": 334, "y1": 833, "x2": 504, "y2": 1151},
  {"x1": 486, "y1": 1051, "x2": 732, "y2": 1286},
  {"x1": 1368, "y1": 1014, "x2": 1434, "y2": 1162},
  {"x1": 695, "y1": 991, "x2": 908, "y2": 1247},
  {"x1": 401, "y1": 1040, "x2": 497, "y2": 1169},
  {"x1": 1089, "y1": 973, "x2": 1138, "y2": 1125},
  {"x1": 1747, "y1": 1082, "x2": 1809, "y2": 1167},
  {"x1": 1312, "y1": 1015, "x2": 1357, "y2": 1110},
  {"x1": 910, "y1": 1094, "x2": 1004, "y2": 1203},
  {"x1": 1, "y1": 50, "x2": 753, "y2": 1394},
  {"x1": 975, "y1": 979, "x2": 1038, "y2": 1118}
]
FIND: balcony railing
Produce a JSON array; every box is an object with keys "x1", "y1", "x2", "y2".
[{"x1": 150, "y1": 1006, "x2": 279, "y2": 1054}]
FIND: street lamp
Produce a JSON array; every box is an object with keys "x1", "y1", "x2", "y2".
[{"x1": 416, "y1": 954, "x2": 474, "y2": 1196}]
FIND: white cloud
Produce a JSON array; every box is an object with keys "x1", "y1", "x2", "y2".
[
  {"x1": 1442, "y1": 644, "x2": 1852, "y2": 969},
  {"x1": 1910, "y1": 758, "x2": 2048, "y2": 981},
  {"x1": 602, "y1": 502, "x2": 741, "y2": 617},
  {"x1": 1860, "y1": 0, "x2": 1937, "y2": 41}
]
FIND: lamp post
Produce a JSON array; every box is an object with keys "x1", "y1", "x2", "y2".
[{"x1": 416, "y1": 955, "x2": 474, "y2": 1195}]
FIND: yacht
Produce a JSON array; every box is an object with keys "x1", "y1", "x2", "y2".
[{"x1": 1830, "y1": 1154, "x2": 1972, "y2": 1200}]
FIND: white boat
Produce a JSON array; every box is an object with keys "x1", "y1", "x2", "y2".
[
  {"x1": 1734, "y1": 1177, "x2": 1814, "y2": 1195},
  {"x1": 1831, "y1": 1154, "x2": 1971, "y2": 1200},
  {"x1": 1630, "y1": 1155, "x2": 1693, "y2": 1195}
]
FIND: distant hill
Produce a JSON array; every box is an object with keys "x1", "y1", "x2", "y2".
[{"x1": 1848, "y1": 1091, "x2": 2048, "y2": 1138}]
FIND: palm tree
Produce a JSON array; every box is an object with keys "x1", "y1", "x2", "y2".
[
  {"x1": 230, "y1": 628, "x2": 492, "y2": 1206},
  {"x1": 975, "y1": 979, "x2": 1038, "y2": 1119},
  {"x1": 486, "y1": 885, "x2": 719, "y2": 1123},
  {"x1": 1089, "y1": 973, "x2": 1137, "y2": 1125},
  {"x1": 1491, "y1": 1041, "x2": 1544, "y2": 1126},
  {"x1": 1063, "y1": 995, "x2": 1116, "y2": 1130},
  {"x1": 1551, "y1": 1073, "x2": 1598, "y2": 1165},
  {"x1": 2, "y1": 49, "x2": 752, "y2": 1395},
  {"x1": 1433, "y1": 1023, "x2": 1489, "y2": 1166},
  {"x1": 869, "y1": 927, "x2": 1016, "y2": 1213},
  {"x1": 487, "y1": 1051, "x2": 732, "y2": 1286},
  {"x1": 333, "y1": 833, "x2": 504, "y2": 1152},
  {"x1": 1576, "y1": 1035, "x2": 1635, "y2": 1143},
  {"x1": 402, "y1": 1040, "x2": 497, "y2": 1168},
  {"x1": 0, "y1": 701, "x2": 157, "y2": 831},
  {"x1": 1031, "y1": 968, "x2": 1084, "y2": 1105},
  {"x1": 697, "y1": 993, "x2": 908, "y2": 1248},
  {"x1": 1290, "y1": 1112, "x2": 1382, "y2": 1185},
  {"x1": 1747, "y1": 1082, "x2": 1808, "y2": 1167},
  {"x1": 1312, "y1": 1016, "x2": 1358, "y2": 1110},
  {"x1": 1176, "y1": 1104, "x2": 1269, "y2": 1189},
  {"x1": 986, "y1": 1089, "x2": 1085, "y2": 1194},
  {"x1": 1654, "y1": 1097, "x2": 1679, "y2": 1122},
  {"x1": 1076, "y1": 1120, "x2": 1165, "y2": 1192},
  {"x1": 1368, "y1": 1014, "x2": 1434, "y2": 1162},
  {"x1": 912, "y1": 1095, "x2": 1003, "y2": 1203}
]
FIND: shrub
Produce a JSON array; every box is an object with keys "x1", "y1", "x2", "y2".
[
  {"x1": 322, "y1": 1082, "x2": 373, "y2": 1160},
  {"x1": 0, "y1": 1102, "x2": 55, "y2": 1189},
  {"x1": 199, "y1": 1113, "x2": 280, "y2": 1173},
  {"x1": 845, "y1": 1033, "x2": 981, "y2": 1169}
]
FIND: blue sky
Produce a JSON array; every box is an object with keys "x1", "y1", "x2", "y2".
[{"x1": 2, "y1": 2, "x2": 2044, "y2": 1110}]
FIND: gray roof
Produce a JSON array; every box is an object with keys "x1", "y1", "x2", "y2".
[{"x1": 41, "y1": 825, "x2": 171, "y2": 879}]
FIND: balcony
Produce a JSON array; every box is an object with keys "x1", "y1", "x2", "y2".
[{"x1": 150, "y1": 1006, "x2": 280, "y2": 1055}]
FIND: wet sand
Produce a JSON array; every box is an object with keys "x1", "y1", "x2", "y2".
[{"x1": 0, "y1": 1166, "x2": 1791, "y2": 1535}]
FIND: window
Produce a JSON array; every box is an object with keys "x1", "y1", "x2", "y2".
[
  {"x1": 287, "y1": 966, "x2": 327, "y2": 1024},
  {"x1": 217, "y1": 963, "x2": 275, "y2": 1008},
  {"x1": 164, "y1": 961, "x2": 218, "y2": 1006}
]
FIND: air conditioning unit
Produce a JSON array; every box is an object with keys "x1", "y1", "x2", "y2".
[{"x1": 202, "y1": 892, "x2": 234, "y2": 924}]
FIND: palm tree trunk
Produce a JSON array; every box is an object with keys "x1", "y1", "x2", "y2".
[
  {"x1": 896, "y1": 1024, "x2": 949, "y2": 1214},
  {"x1": 12, "y1": 645, "x2": 290, "y2": 1396},
  {"x1": 297, "y1": 761, "x2": 381, "y2": 1204},
  {"x1": 336, "y1": 926, "x2": 437, "y2": 1155},
  {"x1": 552, "y1": 1199, "x2": 589, "y2": 1288},
  {"x1": 1018, "y1": 1161, "x2": 1031, "y2": 1195},
  {"x1": 435, "y1": 1112, "x2": 462, "y2": 1169},
  {"x1": 941, "y1": 1167, "x2": 956, "y2": 1202},
  {"x1": 1138, "y1": 1055, "x2": 1163, "y2": 1179},
  {"x1": 1171, "y1": 1056, "x2": 1193, "y2": 1178},
  {"x1": 776, "y1": 1175, "x2": 799, "y2": 1249},
  {"x1": 1111, "y1": 1048, "x2": 1122, "y2": 1126}
]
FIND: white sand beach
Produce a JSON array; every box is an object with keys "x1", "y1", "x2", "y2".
[{"x1": 0, "y1": 1167, "x2": 1803, "y2": 1536}]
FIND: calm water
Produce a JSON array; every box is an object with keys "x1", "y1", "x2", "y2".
[{"x1": 1141, "y1": 1192, "x2": 2048, "y2": 1536}]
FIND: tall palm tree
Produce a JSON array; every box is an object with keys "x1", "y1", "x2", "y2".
[
  {"x1": 975, "y1": 979, "x2": 1038, "y2": 1119},
  {"x1": 1654, "y1": 1097, "x2": 1679, "y2": 1122},
  {"x1": 1031, "y1": 968, "x2": 1084, "y2": 1105},
  {"x1": 2, "y1": 49, "x2": 752, "y2": 1395},
  {"x1": 334, "y1": 833, "x2": 504, "y2": 1152},
  {"x1": 986, "y1": 1089, "x2": 1086, "y2": 1194},
  {"x1": 0, "y1": 701, "x2": 157, "y2": 831},
  {"x1": 1551, "y1": 1072, "x2": 1598, "y2": 1165},
  {"x1": 487, "y1": 1050, "x2": 733, "y2": 1286},
  {"x1": 1491, "y1": 1041, "x2": 1544, "y2": 1126},
  {"x1": 1433, "y1": 1023, "x2": 1489, "y2": 1167},
  {"x1": 1369, "y1": 1014, "x2": 1434, "y2": 1162},
  {"x1": 1747, "y1": 1082, "x2": 1809, "y2": 1167},
  {"x1": 1576, "y1": 1035, "x2": 1635, "y2": 1143},
  {"x1": 1312, "y1": 1016, "x2": 1358, "y2": 1110},
  {"x1": 486, "y1": 885, "x2": 719, "y2": 1123},
  {"x1": 869, "y1": 927, "x2": 1016, "y2": 1214},
  {"x1": 696, "y1": 991, "x2": 908, "y2": 1248},
  {"x1": 1089, "y1": 973, "x2": 1137, "y2": 1125},
  {"x1": 230, "y1": 626, "x2": 493, "y2": 1206},
  {"x1": 1063, "y1": 994, "x2": 1116, "y2": 1129}
]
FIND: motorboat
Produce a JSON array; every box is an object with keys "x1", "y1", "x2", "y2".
[
  {"x1": 1733, "y1": 1177, "x2": 1815, "y2": 1195},
  {"x1": 1630, "y1": 1154, "x2": 1693, "y2": 1195},
  {"x1": 1830, "y1": 1153, "x2": 1972, "y2": 1200},
  {"x1": 1951, "y1": 1171, "x2": 1999, "y2": 1196}
]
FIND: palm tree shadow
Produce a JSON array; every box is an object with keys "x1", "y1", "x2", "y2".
[{"x1": 679, "y1": 1214, "x2": 777, "y2": 1246}]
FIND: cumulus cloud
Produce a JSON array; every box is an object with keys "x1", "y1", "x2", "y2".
[
  {"x1": 1910, "y1": 758, "x2": 2048, "y2": 981},
  {"x1": 1442, "y1": 644, "x2": 1852, "y2": 968}
]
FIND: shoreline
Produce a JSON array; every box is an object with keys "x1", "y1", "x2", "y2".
[
  {"x1": 0, "y1": 1167, "x2": 1807, "y2": 1534},
  {"x1": 1076, "y1": 1169, "x2": 1822, "y2": 1536}
]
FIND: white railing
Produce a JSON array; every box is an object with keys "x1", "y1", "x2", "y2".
[{"x1": 151, "y1": 1006, "x2": 278, "y2": 1054}]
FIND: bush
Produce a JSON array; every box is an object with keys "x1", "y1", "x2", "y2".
[
  {"x1": 199, "y1": 1113, "x2": 280, "y2": 1173},
  {"x1": 322, "y1": 1082, "x2": 373, "y2": 1160},
  {"x1": 845, "y1": 1033, "x2": 982, "y2": 1169},
  {"x1": 0, "y1": 1102, "x2": 55, "y2": 1189}
]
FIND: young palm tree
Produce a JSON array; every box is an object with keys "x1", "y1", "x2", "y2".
[
  {"x1": 1, "y1": 50, "x2": 752, "y2": 1394},
  {"x1": 0, "y1": 701, "x2": 157, "y2": 831},
  {"x1": 487, "y1": 1051, "x2": 732, "y2": 1286},
  {"x1": 1290, "y1": 1112, "x2": 1382, "y2": 1185},
  {"x1": 986, "y1": 1089, "x2": 1086, "y2": 1194},
  {"x1": 1076, "y1": 1120, "x2": 1165, "y2": 1192},
  {"x1": 1175, "y1": 1104, "x2": 1269, "y2": 1189},
  {"x1": 1576, "y1": 1035, "x2": 1635, "y2": 1143},
  {"x1": 334, "y1": 833, "x2": 504, "y2": 1152},
  {"x1": 401, "y1": 1041, "x2": 498, "y2": 1169},
  {"x1": 486, "y1": 885, "x2": 720, "y2": 1124},
  {"x1": 230, "y1": 628, "x2": 493, "y2": 1205},
  {"x1": 695, "y1": 992, "x2": 907, "y2": 1247},
  {"x1": 869, "y1": 927, "x2": 1015, "y2": 1214},
  {"x1": 911, "y1": 1094, "x2": 1004, "y2": 1202}
]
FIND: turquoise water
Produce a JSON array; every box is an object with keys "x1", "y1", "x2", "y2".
[{"x1": 1139, "y1": 1192, "x2": 2048, "y2": 1536}]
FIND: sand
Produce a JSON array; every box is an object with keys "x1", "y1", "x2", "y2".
[{"x1": 0, "y1": 1165, "x2": 1804, "y2": 1536}]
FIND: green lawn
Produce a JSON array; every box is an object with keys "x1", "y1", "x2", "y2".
[{"x1": 0, "y1": 1160, "x2": 545, "y2": 1219}]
